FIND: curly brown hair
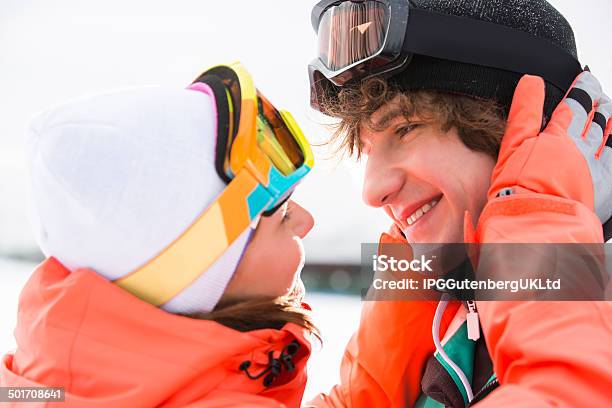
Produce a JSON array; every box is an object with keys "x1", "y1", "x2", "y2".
[{"x1": 320, "y1": 77, "x2": 508, "y2": 160}]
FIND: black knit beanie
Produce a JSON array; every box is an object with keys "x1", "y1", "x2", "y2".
[{"x1": 391, "y1": 0, "x2": 579, "y2": 120}]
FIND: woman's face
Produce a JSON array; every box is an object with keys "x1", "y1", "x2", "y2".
[
  {"x1": 360, "y1": 96, "x2": 496, "y2": 244},
  {"x1": 221, "y1": 200, "x2": 315, "y2": 302}
]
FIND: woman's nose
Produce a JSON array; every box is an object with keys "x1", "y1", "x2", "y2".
[
  {"x1": 362, "y1": 151, "x2": 403, "y2": 208},
  {"x1": 287, "y1": 200, "x2": 315, "y2": 239}
]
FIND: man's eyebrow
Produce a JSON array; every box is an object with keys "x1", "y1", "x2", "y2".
[{"x1": 372, "y1": 108, "x2": 404, "y2": 129}]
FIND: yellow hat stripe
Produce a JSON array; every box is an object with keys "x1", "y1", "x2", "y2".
[
  {"x1": 114, "y1": 170, "x2": 265, "y2": 306},
  {"x1": 114, "y1": 201, "x2": 229, "y2": 305}
]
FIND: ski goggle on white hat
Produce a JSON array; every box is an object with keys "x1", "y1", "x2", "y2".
[{"x1": 308, "y1": 0, "x2": 582, "y2": 111}]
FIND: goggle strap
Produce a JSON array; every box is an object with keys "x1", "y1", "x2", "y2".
[
  {"x1": 403, "y1": 8, "x2": 581, "y2": 92},
  {"x1": 114, "y1": 169, "x2": 270, "y2": 306},
  {"x1": 310, "y1": 2, "x2": 581, "y2": 93},
  {"x1": 192, "y1": 74, "x2": 234, "y2": 184}
]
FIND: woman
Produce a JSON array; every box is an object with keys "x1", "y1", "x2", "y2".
[{"x1": 1, "y1": 63, "x2": 319, "y2": 407}]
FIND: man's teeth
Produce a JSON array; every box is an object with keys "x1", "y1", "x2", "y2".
[{"x1": 406, "y1": 199, "x2": 438, "y2": 226}]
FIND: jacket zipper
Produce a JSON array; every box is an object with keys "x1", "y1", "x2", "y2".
[
  {"x1": 467, "y1": 377, "x2": 500, "y2": 406},
  {"x1": 466, "y1": 300, "x2": 480, "y2": 341}
]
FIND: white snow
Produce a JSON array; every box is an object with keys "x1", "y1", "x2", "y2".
[
  {"x1": 0, "y1": 259, "x2": 34, "y2": 355},
  {"x1": 304, "y1": 292, "x2": 362, "y2": 401}
]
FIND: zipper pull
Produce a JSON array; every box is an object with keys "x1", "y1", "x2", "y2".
[{"x1": 466, "y1": 300, "x2": 480, "y2": 341}]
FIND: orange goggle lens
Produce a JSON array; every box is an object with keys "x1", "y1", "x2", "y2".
[{"x1": 318, "y1": 1, "x2": 388, "y2": 71}]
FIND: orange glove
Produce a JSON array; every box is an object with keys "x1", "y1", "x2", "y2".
[
  {"x1": 488, "y1": 72, "x2": 612, "y2": 222},
  {"x1": 465, "y1": 73, "x2": 612, "y2": 408}
]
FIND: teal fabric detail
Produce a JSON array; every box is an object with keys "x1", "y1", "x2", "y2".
[
  {"x1": 246, "y1": 184, "x2": 273, "y2": 219},
  {"x1": 414, "y1": 393, "x2": 445, "y2": 408},
  {"x1": 434, "y1": 322, "x2": 476, "y2": 406}
]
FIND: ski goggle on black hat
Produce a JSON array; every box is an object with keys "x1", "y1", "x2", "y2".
[{"x1": 308, "y1": 0, "x2": 582, "y2": 111}]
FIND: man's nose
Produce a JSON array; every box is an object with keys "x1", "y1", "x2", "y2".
[{"x1": 362, "y1": 150, "x2": 404, "y2": 208}]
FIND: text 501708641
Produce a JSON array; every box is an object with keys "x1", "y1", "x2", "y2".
[{"x1": 0, "y1": 387, "x2": 65, "y2": 402}]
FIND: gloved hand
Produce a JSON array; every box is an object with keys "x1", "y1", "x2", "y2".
[
  {"x1": 465, "y1": 74, "x2": 612, "y2": 408},
  {"x1": 488, "y1": 71, "x2": 612, "y2": 223}
]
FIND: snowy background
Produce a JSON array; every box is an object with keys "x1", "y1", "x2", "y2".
[{"x1": 1, "y1": 0, "x2": 611, "y2": 402}]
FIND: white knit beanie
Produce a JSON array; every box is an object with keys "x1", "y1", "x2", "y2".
[{"x1": 26, "y1": 86, "x2": 251, "y2": 315}]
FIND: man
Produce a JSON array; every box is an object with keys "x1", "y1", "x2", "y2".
[{"x1": 306, "y1": 0, "x2": 612, "y2": 406}]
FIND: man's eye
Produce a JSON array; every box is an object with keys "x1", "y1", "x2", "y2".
[{"x1": 396, "y1": 124, "x2": 420, "y2": 139}]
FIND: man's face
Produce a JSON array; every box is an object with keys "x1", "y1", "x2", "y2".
[{"x1": 360, "y1": 96, "x2": 496, "y2": 243}]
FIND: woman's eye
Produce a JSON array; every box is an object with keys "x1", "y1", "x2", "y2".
[{"x1": 281, "y1": 206, "x2": 292, "y2": 223}]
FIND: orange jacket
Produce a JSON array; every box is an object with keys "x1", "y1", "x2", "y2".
[
  {"x1": 305, "y1": 226, "x2": 461, "y2": 408},
  {"x1": 307, "y1": 215, "x2": 612, "y2": 407},
  {"x1": 1, "y1": 258, "x2": 311, "y2": 408}
]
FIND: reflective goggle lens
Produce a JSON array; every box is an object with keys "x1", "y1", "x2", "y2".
[
  {"x1": 318, "y1": 1, "x2": 388, "y2": 72},
  {"x1": 201, "y1": 64, "x2": 308, "y2": 182},
  {"x1": 256, "y1": 92, "x2": 304, "y2": 175}
]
